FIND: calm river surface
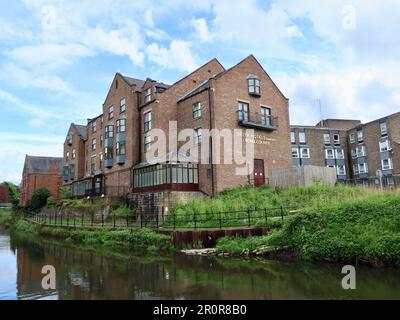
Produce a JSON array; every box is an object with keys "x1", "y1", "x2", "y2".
[{"x1": 1, "y1": 226, "x2": 400, "y2": 300}]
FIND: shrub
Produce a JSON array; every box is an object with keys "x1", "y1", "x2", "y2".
[
  {"x1": 30, "y1": 188, "x2": 51, "y2": 211},
  {"x1": 14, "y1": 220, "x2": 37, "y2": 234},
  {"x1": 60, "y1": 187, "x2": 72, "y2": 199},
  {"x1": 46, "y1": 196, "x2": 56, "y2": 208},
  {"x1": 112, "y1": 205, "x2": 131, "y2": 217}
]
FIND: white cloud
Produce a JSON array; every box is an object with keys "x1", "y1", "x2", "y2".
[
  {"x1": 2, "y1": 63, "x2": 76, "y2": 95},
  {"x1": 7, "y1": 43, "x2": 94, "y2": 70},
  {"x1": 189, "y1": 17, "x2": 213, "y2": 42},
  {"x1": 0, "y1": 89, "x2": 55, "y2": 119},
  {"x1": 28, "y1": 118, "x2": 45, "y2": 128},
  {"x1": 83, "y1": 23, "x2": 145, "y2": 65},
  {"x1": 146, "y1": 40, "x2": 198, "y2": 72}
]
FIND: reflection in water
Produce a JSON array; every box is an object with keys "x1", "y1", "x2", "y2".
[{"x1": 1, "y1": 226, "x2": 400, "y2": 300}]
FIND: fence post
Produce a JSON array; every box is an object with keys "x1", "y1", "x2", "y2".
[
  {"x1": 173, "y1": 212, "x2": 176, "y2": 230},
  {"x1": 219, "y1": 211, "x2": 222, "y2": 229},
  {"x1": 194, "y1": 212, "x2": 197, "y2": 230},
  {"x1": 156, "y1": 213, "x2": 159, "y2": 229},
  {"x1": 113, "y1": 213, "x2": 116, "y2": 230},
  {"x1": 61, "y1": 213, "x2": 63, "y2": 226},
  {"x1": 264, "y1": 208, "x2": 268, "y2": 225},
  {"x1": 101, "y1": 212, "x2": 104, "y2": 227},
  {"x1": 55, "y1": 213, "x2": 57, "y2": 225},
  {"x1": 126, "y1": 214, "x2": 129, "y2": 228},
  {"x1": 73, "y1": 214, "x2": 76, "y2": 227},
  {"x1": 91, "y1": 213, "x2": 94, "y2": 227},
  {"x1": 281, "y1": 206, "x2": 284, "y2": 220},
  {"x1": 247, "y1": 209, "x2": 251, "y2": 227},
  {"x1": 49, "y1": 213, "x2": 52, "y2": 225},
  {"x1": 81, "y1": 213, "x2": 84, "y2": 226}
]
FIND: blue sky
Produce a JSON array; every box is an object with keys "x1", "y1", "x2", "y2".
[{"x1": 1, "y1": 0, "x2": 400, "y2": 184}]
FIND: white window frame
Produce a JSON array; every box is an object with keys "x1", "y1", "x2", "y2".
[
  {"x1": 291, "y1": 147, "x2": 299, "y2": 158},
  {"x1": 299, "y1": 132, "x2": 306, "y2": 144},
  {"x1": 353, "y1": 164, "x2": 359, "y2": 175},
  {"x1": 300, "y1": 148, "x2": 310, "y2": 159},
  {"x1": 144, "y1": 111, "x2": 152, "y2": 132},
  {"x1": 356, "y1": 145, "x2": 366, "y2": 157},
  {"x1": 325, "y1": 148, "x2": 335, "y2": 159},
  {"x1": 381, "y1": 158, "x2": 393, "y2": 170},
  {"x1": 357, "y1": 130, "x2": 363, "y2": 142},
  {"x1": 290, "y1": 131, "x2": 295, "y2": 144},
  {"x1": 380, "y1": 122, "x2": 388, "y2": 135},
  {"x1": 337, "y1": 164, "x2": 346, "y2": 176},
  {"x1": 108, "y1": 105, "x2": 114, "y2": 120},
  {"x1": 379, "y1": 140, "x2": 391, "y2": 152},
  {"x1": 335, "y1": 148, "x2": 345, "y2": 159},
  {"x1": 351, "y1": 149, "x2": 357, "y2": 159},
  {"x1": 358, "y1": 163, "x2": 368, "y2": 174},
  {"x1": 323, "y1": 133, "x2": 330, "y2": 145},
  {"x1": 349, "y1": 133, "x2": 355, "y2": 144},
  {"x1": 333, "y1": 134, "x2": 340, "y2": 145}
]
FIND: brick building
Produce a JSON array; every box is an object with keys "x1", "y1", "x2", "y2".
[
  {"x1": 63, "y1": 55, "x2": 292, "y2": 213},
  {"x1": 0, "y1": 183, "x2": 12, "y2": 207},
  {"x1": 347, "y1": 112, "x2": 400, "y2": 186},
  {"x1": 291, "y1": 112, "x2": 400, "y2": 186},
  {"x1": 290, "y1": 120, "x2": 361, "y2": 182},
  {"x1": 20, "y1": 155, "x2": 63, "y2": 206}
]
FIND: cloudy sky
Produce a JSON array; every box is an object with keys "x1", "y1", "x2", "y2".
[{"x1": 1, "y1": 0, "x2": 400, "y2": 184}]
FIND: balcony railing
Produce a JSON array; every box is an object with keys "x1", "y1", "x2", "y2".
[{"x1": 237, "y1": 110, "x2": 278, "y2": 131}]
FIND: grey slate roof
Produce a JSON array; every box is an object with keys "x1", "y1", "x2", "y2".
[
  {"x1": 73, "y1": 124, "x2": 87, "y2": 140},
  {"x1": 121, "y1": 76, "x2": 146, "y2": 92},
  {"x1": 24, "y1": 155, "x2": 63, "y2": 174}
]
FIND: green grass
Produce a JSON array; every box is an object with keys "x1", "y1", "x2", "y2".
[
  {"x1": 216, "y1": 190, "x2": 400, "y2": 266},
  {"x1": 37, "y1": 227, "x2": 173, "y2": 252},
  {"x1": 163, "y1": 183, "x2": 388, "y2": 228},
  {"x1": 0, "y1": 208, "x2": 13, "y2": 226}
]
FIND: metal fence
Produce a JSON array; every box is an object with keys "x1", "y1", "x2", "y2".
[
  {"x1": 343, "y1": 175, "x2": 400, "y2": 189},
  {"x1": 26, "y1": 206, "x2": 297, "y2": 230}
]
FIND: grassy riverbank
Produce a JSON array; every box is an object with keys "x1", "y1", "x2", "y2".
[
  {"x1": 216, "y1": 189, "x2": 400, "y2": 266},
  {"x1": 166, "y1": 184, "x2": 384, "y2": 228},
  {"x1": 0, "y1": 209, "x2": 174, "y2": 253}
]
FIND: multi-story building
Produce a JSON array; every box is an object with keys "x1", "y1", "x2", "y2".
[
  {"x1": 347, "y1": 112, "x2": 400, "y2": 186},
  {"x1": 63, "y1": 55, "x2": 292, "y2": 212},
  {"x1": 291, "y1": 112, "x2": 400, "y2": 186},
  {"x1": 20, "y1": 155, "x2": 63, "y2": 206},
  {"x1": 290, "y1": 121, "x2": 358, "y2": 182}
]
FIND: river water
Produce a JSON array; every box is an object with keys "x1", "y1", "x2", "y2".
[{"x1": 1, "y1": 226, "x2": 400, "y2": 300}]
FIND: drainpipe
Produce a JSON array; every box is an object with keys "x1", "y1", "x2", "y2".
[{"x1": 208, "y1": 83, "x2": 216, "y2": 196}]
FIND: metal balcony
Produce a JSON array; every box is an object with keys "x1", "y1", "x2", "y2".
[{"x1": 237, "y1": 111, "x2": 278, "y2": 131}]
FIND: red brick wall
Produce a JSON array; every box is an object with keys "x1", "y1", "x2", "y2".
[
  {"x1": 20, "y1": 173, "x2": 62, "y2": 206},
  {"x1": 0, "y1": 184, "x2": 12, "y2": 203}
]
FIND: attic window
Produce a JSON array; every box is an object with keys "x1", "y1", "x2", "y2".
[
  {"x1": 144, "y1": 87, "x2": 152, "y2": 103},
  {"x1": 247, "y1": 75, "x2": 261, "y2": 96}
]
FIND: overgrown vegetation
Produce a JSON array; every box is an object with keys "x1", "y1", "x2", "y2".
[
  {"x1": 3, "y1": 181, "x2": 20, "y2": 206},
  {"x1": 37, "y1": 227, "x2": 173, "y2": 252},
  {"x1": 164, "y1": 184, "x2": 385, "y2": 228},
  {"x1": 112, "y1": 205, "x2": 131, "y2": 217},
  {"x1": 30, "y1": 187, "x2": 51, "y2": 211},
  {"x1": 216, "y1": 188, "x2": 400, "y2": 266},
  {"x1": 0, "y1": 208, "x2": 13, "y2": 227}
]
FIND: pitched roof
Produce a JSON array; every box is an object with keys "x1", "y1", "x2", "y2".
[
  {"x1": 177, "y1": 78, "x2": 214, "y2": 102},
  {"x1": 72, "y1": 124, "x2": 87, "y2": 140},
  {"x1": 24, "y1": 155, "x2": 63, "y2": 174},
  {"x1": 120, "y1": 75, "x2": 146, "y2": 92}
]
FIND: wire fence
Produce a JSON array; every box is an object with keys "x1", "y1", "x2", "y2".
[{"x1": 26, "y1": 206, "x2": 298, "y2": 231}]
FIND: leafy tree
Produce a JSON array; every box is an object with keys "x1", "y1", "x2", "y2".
[
  {"x1": 2, "y1": 181, "x2": 20, "y2": 208},
  {"x1": 30, "y1": 187, "x2": 51, "y2": 211}
]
